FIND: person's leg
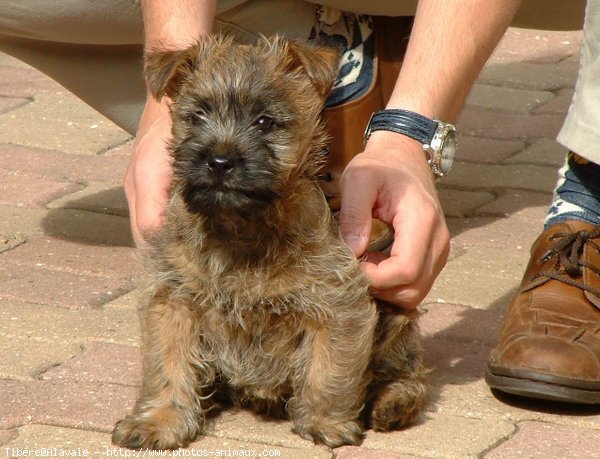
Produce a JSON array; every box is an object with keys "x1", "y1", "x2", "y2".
[
  {"x1": 486, "y1": 0, "x2": 600, "y2": 404},
  {"x1": 0, "y1": 0, "x2": 145, "y2": 135},
  {"x1": 0, "y1": 0, "x2": 317, "y2": 135}
]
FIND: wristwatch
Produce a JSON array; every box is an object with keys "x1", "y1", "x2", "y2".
[{"x1": 363, "y1": 109, "x2": 457, "y2": 179}]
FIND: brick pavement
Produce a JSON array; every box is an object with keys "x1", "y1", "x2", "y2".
[{"x1": 1, "y1": 27, "x2": 599, "y2": 459}]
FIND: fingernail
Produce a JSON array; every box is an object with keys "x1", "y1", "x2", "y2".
[{"x1": 342, "y1": 233, "x2": 363, "y2": 253}]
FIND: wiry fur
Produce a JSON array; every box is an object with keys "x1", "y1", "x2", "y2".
[{"x1": 112, "y1": 35, "x2": 428, "y2": 450}]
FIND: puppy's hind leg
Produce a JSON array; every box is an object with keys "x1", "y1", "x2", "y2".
[
  {"x1": 112, "y1": 289, "x2": 215, "y2": 450},
  {"x1": 369, "y1": 307, "x2": 428, "y2": 431}
]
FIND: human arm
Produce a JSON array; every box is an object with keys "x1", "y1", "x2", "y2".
[
  {"x1": 339, "y1": 0, "x2": 522, "y2": 309},
  {"x1": 124, "y1": 0, "x2": 216, "y2": 245}
]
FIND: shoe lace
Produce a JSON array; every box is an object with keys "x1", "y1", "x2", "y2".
[{"x1": 536, "y1": 227, "x2": 600, "y2": 296}]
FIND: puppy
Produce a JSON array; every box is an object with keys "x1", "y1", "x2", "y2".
[{"x1": 112, "y1": 35, "x2": 427, "y2": 450}]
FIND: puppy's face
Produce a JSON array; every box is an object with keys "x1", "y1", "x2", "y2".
[{"x1": 145, "y1": 36, "x2": 339, "y2": 218}]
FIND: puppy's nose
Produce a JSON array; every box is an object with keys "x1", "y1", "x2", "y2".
[{"x1": 207, "y1": 155, "x2": 234, "y2": 175}]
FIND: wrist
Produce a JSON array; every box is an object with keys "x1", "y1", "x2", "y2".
[
  {"x1": 363, "y1": 131, "x2": 435, "y2": 181},
  {"x1": 364, "y1": 109, "x2": 456, "y2": 179},
  {"x1": 137, "y1": 94, "x2": 172, "y2": 138},
  {"x1": 365, "y1": 130, "x2": 425, "y2": 161},
  {"x1": 141, "y1": 0, "x2": 216, "y2": 51}
]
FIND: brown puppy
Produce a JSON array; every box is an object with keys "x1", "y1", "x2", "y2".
[{"x1": 112, "y1": 35, "x2": 427, "y2": 450}]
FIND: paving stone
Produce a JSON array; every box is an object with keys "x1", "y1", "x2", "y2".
[
  {"x1": 456, "y1": 135, "x2": 525, "y2": 164},
  {"x1": 1, "y1": 236, "x2": 137, "y2": 279},
  {"x1": 212, "y1": 411, "x2": 313, "y2": 449},
  {"x1": 489, "y1": 28, "x2": 583, "y2": 65},
  {"x1": 47, "y1": 182, "x2": 129, "y2": 217},
  {"x1": 0, "y1": 428, "x2": 17, "y2": 447},
  {"x1": 533, "y1": 87, "x2": 575, "y2": 114},
  {"x1": 425, "y1": 246, "x2": 527, "y2": 310},
  {"x1": 211, "y1": 410, "x2": 362, "y2": 457},
  {"x1": 424, "y1": 335, "x2": 493, "y2": 385},
  {"x1": 430, "y1": 380, "x2": 506, "y2": 421},
  {"x1": 0, "y1": 96, "x2": 29, "y2": 114},
  {"x1": 0, "y1": 334, "x2": 81, "y2": 381},
  {"x1": 0, "y1": 300, "x2": 141, "y2": 346},
  {"x1": 0, "y1": 65, "x2": 65, "y2": 97},
  {"x1": 458, "y1": 110, "x2": 565, "y2": 141},
  {"x1": 3, "y1": 425, "x2": 112, "y2": 457},
  {"x1": 504, "y1": 138, "x2": 568, "y2": 167},
  {"x1": 0, "y1": 234, "x2": 26, "y2": 254},
  {"x1": 420, "y1": 303, "x2": 503, "y2": 346},
  {"x1": 103, "y1": 288, "x2": 145, "y2": 311},
  {"x1": 474, "y1": 189, "x2": 552, "y2": 217},
  {"x1": 335, "y1": 447, "x2": 417, "y2": 459},
  {"x1": 0, "y1": 144, "x2": 130, "y2": 184},
  {"x1": 42, "y1": 342, "x2": 141, "y2": 387},
  {"x1": 3, "y1": 424, "x2": 331, "y2": 459},
  {"x1": 42, "y1": 208, "x2": 133, "y2": 247},
  {"x1": 437, "y1": 188, "x2": 495, "y2": 218},
  {"x1": 448, "y1": 206, "x2": 548, "y2": 250},
  {"x1": 0, "y1": 207, "x2": 122, "y2": 243},
  {"x1": 0, "y1": 52, "x2": 31, "y2": 68},
  {"x1": 103, "y1": 139, "x2": 134, "y2": 157},
  {"x1": 431, "y1": 380, "x2": 600, "y2": 431},
  {"x1": 442, "y1": 162, "x2": 558, "y2": 193},
  {"x1": 0, "y1": 379, "x2": 136, "y2": 431},
  {"x1": 478, "y1": 59, "x2": 580, "y2": 91},
  {"x1": 564, "y1": 51, "x2": 582, "y2": 64},
  {"x1": 0, "y1": 207, "x2": 49, "y2": 239},
  {"x1": 0, "y1": 261, "x2": 134, "y2": 309},
  {"x1": 0, "y1": 93, "x2": 130, "y2": 155},
  {"x1": 0, "y1": 169, "x2": 82, "y2": 208},
  {"x1": 188, "y1": 437, "x2": 331, "y2": 459},
  {"x1": 189, "y1": 442, "x2": 330, "y2": 459},
  {"x1": 359, "y1": 412, "x2": 515, "y2": 459},
  {"x1": 485, "y1": 421, "x2": 600, "y2": 459},
  {"x1": 465, "y1": 84, "x2": 554, "y2": 113}
]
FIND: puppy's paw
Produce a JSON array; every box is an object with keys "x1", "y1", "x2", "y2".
[
  {"x1": 294, "y1": 419, "x2": 364, "y2": 448},
  {"x1": 370, "y1": 381, "x2": 427, "y2": 431},
  {"x1": 112, "y1": 408, "x2": 199, "y2": 450}
]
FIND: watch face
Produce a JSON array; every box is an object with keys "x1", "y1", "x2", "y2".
[
  {"x1": 440, "y1": 129, "x2": 456, "y2": 175},
  {"x1": 429, "y1": 122, "x2": 456, "y2": 177}
]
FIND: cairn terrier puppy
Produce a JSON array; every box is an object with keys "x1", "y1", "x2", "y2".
[{"x1": 112, "y1": 35, "x2": 427, "y2": 450}]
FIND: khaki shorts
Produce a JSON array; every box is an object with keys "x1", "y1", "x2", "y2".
[{"x1": 0, "y1": 0, "x2": 590, "y2": 160}]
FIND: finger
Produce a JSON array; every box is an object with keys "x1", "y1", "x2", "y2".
[
  {"x1": 367, "y1": 225, "x2": 450, "y2": 309},
  {"x1": 124, "y1": 151, "x2": 171, "y2": 247},
  {"x1": 365, "y1": 247, "x2": 434, "y2": 309},
  {"x1": 124, "y1": 166, "x2": 143, "y2": 247},
  {"x1": 363, "y1": 205, "x2": 436, "y2": 290},
  {"x1": 372, "y1": 282, "x2": 428, "y2": 311},
  {"x1": 134, "y1": 164, "x2": 170, "y2": 241},
  {"x1": 338, "y1": 165, "x2": 377, "y2": 256}
]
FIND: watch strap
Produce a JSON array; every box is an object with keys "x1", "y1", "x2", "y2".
[{"x1": 364, "y1": 109, "x2": 437, "y2": 145}]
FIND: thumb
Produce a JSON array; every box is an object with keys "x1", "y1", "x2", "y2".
[{"x1": 339, "y1": 185, "x2": 374, "y2": 257}]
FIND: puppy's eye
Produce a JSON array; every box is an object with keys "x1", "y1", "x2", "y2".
[
  {"x1": 254, "y1": 115, "x2": 274, "y2": 132},
  {"x1": 190, "y1": 110, "x2": 207, "y2": 125}
]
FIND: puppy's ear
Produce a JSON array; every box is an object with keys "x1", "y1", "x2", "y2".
[
  {"x1": 144, "y1": 45, "x2": 199, "y2": 100},
  {"x1": 284, "y1": 40, "x2": 340, "y2": 100}
]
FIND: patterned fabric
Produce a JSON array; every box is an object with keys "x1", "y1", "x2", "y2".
[
  {"x1": 545, "y1": 152, "x2": 600, "y2": 227},
  {"x1": 309, "y1": 6, "x2": 375, "y2": 108}
]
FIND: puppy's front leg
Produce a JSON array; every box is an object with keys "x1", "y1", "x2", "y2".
[
  {"x1": 292, "y1": 299, "x2": 377, "y2": 447},
  {"x1": 112, "y1": 290, "x2": 210, "y2": 450}
]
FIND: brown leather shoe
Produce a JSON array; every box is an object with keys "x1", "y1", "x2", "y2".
[
  {"x1": 486, "y1": 220, "x2": 600, "y2": 404},
  {"x1": 319, "y1": 16, "x2": 413, "y2": 253}
]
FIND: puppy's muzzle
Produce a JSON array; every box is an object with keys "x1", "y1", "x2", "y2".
[{"x1": 207, "y1": 155, "x2": 236, "y2": 179}]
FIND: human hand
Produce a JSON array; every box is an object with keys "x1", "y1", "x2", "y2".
[
  {"x1": 124, "y1": 96, "x2": 173, "y2": 247},
  {"x1": 339, "y1": 130, "x2": 450, "y2": 310}
]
